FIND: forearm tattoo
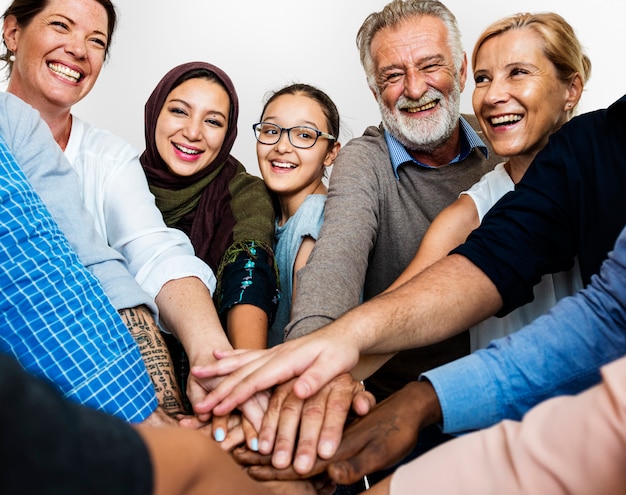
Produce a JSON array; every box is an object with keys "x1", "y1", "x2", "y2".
[{"x1": 119, "y1": 306, "x2": 185, "y2": 416}]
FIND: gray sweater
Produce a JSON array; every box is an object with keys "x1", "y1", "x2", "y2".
[{"x1": 286, "y1": 119, "x2": 500, "y2": 400}]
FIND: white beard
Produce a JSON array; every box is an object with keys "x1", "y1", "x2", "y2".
[{"x1": 378, "y1": 83, "x2": 461, "y2": 153}]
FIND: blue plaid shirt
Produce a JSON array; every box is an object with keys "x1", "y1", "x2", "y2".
[{"x1": 0, "y1": 136, "x2": 156, "y2": 423}]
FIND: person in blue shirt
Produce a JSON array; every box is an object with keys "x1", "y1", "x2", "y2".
[{"x1": 0, "y1": 125, "x2": 156, "y2": 422}]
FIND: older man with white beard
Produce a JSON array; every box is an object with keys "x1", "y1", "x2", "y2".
[
  {"x1": 285, "y1": 1, "x2": 498, "y2": 373},
  {"x1": 222, "y1": 0, "x2": 499, "y2": 481}
]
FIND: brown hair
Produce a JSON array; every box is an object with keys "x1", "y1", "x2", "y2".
[{"x1": 1, "y1": 0, "x2": 117, "y2": 70}]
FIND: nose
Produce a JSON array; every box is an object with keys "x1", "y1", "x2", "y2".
[
  {"x1": 482, "y1": 77, "x2": 509, "y2": 106},
  {"x1": 65, "y1": 35, "x2": 87, "y2": 60},
  {"x1": 182, "y1": 118, "x2": 202, "y2": 140},
  {"x1": 403, "y1": 67, "x2": 428, "y2": 100},
  {"x1": 274, "y1": 129, "x2": 292, "y2": 152}
]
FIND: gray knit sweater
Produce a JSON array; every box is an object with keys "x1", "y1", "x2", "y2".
[{"x1": 285, "y1": 118, "x2": 500, "y2": 400}]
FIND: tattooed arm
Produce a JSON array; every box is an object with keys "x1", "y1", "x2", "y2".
[{"x1": 118, "y1": 306, "x2": 186, "y2": 421}]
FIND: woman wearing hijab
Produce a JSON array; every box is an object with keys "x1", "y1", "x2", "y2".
[{"x1": 141, "y1": 62, "x2": 278, "y2": 372}]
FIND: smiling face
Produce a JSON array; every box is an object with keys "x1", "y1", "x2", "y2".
[
  {"x1": 256, "y1": 93, "x2": 339, "y2": 204},
  {"x1": 472, "y1": 28, "x2": 577, "y2": 165},
  {"x1": 4, "y1": 0, "x2": 109, "y2": 113},
  {"x1": 370, "y1": 16, "x2": 466, "y2": 155},
  {"x1": 155, "y1": 77, "x2": 230, "y2": 177}
]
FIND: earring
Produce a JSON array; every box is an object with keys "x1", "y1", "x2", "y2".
[{"x1": 9, "y1": 54, "x2": 15, "y2": 62}]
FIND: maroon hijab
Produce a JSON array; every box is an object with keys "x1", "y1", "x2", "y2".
[{"x1": 140, "y1": 61, "x2": 241, "y2": 270}]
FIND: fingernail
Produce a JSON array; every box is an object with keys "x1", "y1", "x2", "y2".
[
  {"x1": 273, "y1": 451, "x2": 290, "y2": 468},
  {"x1": 319, "y1": 441, "x2": 335, "y2": 458},
  {"x1": 294, "y1": 454, "x2": 311, "y2": 473},
  {"x1": 331, "y1": 463, "x2": 348, "y2": 483},
  {"x1": 214, "y1": 428, "x2": 225, "y2": 442},
  {"x1": 250, "y1": 438, "x2": 259, "y2": 452},
  {"x1": 259, "y1": 440, "x2": 270, "y2": 454}
]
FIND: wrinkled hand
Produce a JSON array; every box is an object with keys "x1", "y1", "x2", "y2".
[
  {"x1": 253, "y1": 374, "x2": 375, "y2": 475},
  {"x1": 191, "y1": 332, "x2": 361, "y2": 417},
  {"x1": 234, "y1": 380, "x2": 441, "y2": 485}
]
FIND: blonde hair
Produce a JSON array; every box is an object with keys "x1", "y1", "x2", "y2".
[{"x1": 472, "y1": 12, "x2": 591, "y2": 114}]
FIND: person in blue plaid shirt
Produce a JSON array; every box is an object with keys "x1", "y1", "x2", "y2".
[{"x1": 0, "y1": 91, "x2": 161, "y2": 422}]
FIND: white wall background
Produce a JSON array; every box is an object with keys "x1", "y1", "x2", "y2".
[{"x1": 2, "y1": 0, "x2": 624, "y2": 177}]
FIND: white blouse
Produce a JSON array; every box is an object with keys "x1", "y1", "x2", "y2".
[
  {"x1": 462, "y1": 163, "x2": 583, "y2": 351},
  {"x1": 64, "y1": 116, "x2": 216, "y2": 302}
]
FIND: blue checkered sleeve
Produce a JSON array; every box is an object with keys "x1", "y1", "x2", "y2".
[{"x1": 0, "y1": 138, "x2": 157, "y2": 422}]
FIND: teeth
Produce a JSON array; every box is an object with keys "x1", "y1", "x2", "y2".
[
  {"x1": 405, "y1": 100, "x2": 437, "y2": 113},
  {"x1": 48, "y1": 63, "x2": 81, "y2": 82},
  {"x1": 272, "y1": 161, "x2": 296, "y2": 169},
  {"x1": 490, "y1": 114, "x2": 522, "y2": 125},
  {"x1": 174, "y1": 143, "x2": 201, "y2": 155}
]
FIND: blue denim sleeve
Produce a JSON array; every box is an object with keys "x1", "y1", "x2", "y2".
[{"x1": 423, "y1": 225, "x2": 626, "y2": 434}]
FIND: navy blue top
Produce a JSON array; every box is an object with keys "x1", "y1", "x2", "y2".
[{"x1": 454, "y1": 94, "x2": 626, "y2": 316}]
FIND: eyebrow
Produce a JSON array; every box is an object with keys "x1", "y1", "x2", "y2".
[
  {"x1": 262, "y1": 117, "x2": 322, "y2": 129},
  {"x1": 51, "y1": 13, "x2": 108, "y2": 40},
  {"x1": 378, "y1": 55, "x2": 446, "y2": 74},
  {"x1": 167, "y1": 98, "x2": 228, "y2": 119}
]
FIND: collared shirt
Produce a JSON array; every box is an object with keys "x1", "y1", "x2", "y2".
[
  {"x1": 385, "y1": 116, "x2": 489, "y2": 179},
  {"x1": 0, "y1": 136, "x2": 157, "y2": 423}
]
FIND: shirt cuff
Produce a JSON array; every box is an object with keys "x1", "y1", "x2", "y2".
[{"x1": 421, "y1": 352, "x2": 502, "y2": 434}]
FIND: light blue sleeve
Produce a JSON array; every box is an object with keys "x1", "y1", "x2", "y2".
[
  {"x1": 0, "y1": 92, "x2": 154, "y2": 313},
  {"x1": 423, "y1": 224, "x2": 626, "y2": 434}
]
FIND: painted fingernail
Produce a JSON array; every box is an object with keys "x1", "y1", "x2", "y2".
[
  {"x1": 214, "y1": 428, "x2": 226, "y2": 442},
  {"x1": 250, "y1": 438, "x2": 259, "y2": 452}
]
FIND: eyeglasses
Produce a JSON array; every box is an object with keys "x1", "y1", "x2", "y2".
[{"x1": 252, "y1": 122, "x2": 336, "y2": 149}]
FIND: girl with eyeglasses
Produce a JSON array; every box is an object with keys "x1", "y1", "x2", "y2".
[{"x1": 254, "y1": 84, "x2": 341, "y2": 346}]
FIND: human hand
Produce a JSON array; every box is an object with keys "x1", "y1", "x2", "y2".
[
  {"x1": 185, "y1": 354, "x2": 271, "y2": 443},
  {"x1": 234, "y1": 380, "x2": 441, "y2": 485},
  {"x1": 211, "y1": 413, "x2": 261, "y2": 452},
  {"x1": 142, "y1": 406, "x2": 188, "y2": 427},
  {"x1": 261, "y1": 478, "x2": 335, "y2": 495},
  {"x1": 178, "y1": 412, "x2": 245, "y2": 451},
  {"x1": 191, "y1": 331, "x2": 361, "y2": 417},
  {"x1": 325, "y1": 380, "x2": 442, "y2": 485},
  {"x1": 253, "y1": 374, "x2": 375, "y2": 475}
]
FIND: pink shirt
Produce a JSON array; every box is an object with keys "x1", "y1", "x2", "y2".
[{"x1": 391, "y1": 355, "x2": 626, "y2": 495}]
